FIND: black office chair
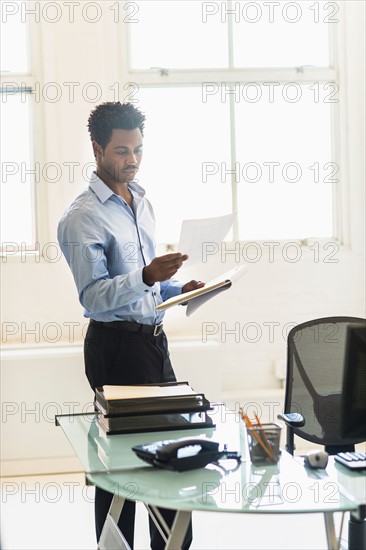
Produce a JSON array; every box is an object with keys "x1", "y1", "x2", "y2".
[
  {"x1": 279, "y1": 316, "x2": 365, "y2": 455},
  {"x1": 278, "y1": 316, "x2": 366, "y2": 550}
]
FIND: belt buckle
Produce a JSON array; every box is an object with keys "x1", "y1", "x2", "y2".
[{"x1": 153, "y1": 323, "x2": 163, "y2": 336}]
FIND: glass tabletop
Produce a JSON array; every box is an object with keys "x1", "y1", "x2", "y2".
[{"x1": 56, "y1": 406, "x2": 365, "y2": 515}]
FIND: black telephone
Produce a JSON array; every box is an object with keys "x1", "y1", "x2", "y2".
[{"x1": 132, "y1": 437, "x2": 240, "y2": 472}]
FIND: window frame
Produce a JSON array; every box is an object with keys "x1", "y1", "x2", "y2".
[
  {"x1": 118, "y1": 0, "x2": 347, "y2": 253},
  {"x1": 0, "y1": 16, "x2": 48, "y2": 257}
]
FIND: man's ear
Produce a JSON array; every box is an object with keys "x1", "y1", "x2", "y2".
[{"x1": 92, "y1": 140, "x2": 102, "y2": 160}]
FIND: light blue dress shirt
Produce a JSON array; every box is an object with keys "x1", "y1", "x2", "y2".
[{"x1": 57, "y1": 172, "x2": 183, "y2": 324}]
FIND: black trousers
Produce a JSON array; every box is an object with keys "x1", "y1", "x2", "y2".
[{"x1": 84, "y1": 321, "x2": 193, "y2": 550}]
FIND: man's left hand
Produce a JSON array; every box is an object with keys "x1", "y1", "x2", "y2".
[{"x1": 182, "y1": 280, "x2": 205, "y2": 293}]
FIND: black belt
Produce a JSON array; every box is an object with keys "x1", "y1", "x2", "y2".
[{"x1": 90, "y1": 318, "x2": 164, "y2": 337}]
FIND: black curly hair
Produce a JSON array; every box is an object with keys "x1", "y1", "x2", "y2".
[{"x1": 87, "y1": 102, "x2": 145, "y2": 149}]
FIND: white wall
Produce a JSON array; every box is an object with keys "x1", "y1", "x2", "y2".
[
  {"x1": 0, "y1": 341, "x2": 222, "y2": 475},
  {"x1": 1, "y1": 2, "x2": 365, "y2": 472}
]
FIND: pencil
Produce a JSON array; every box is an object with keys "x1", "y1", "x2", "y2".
[
  {"x1": 242, "y1": 413, "x2": 275, "y2": 462},
  {"x1": 254, "y1": 413, "x2": 276, "y2": 462}
]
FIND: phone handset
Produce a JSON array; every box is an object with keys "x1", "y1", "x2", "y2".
[
  {"x1": 156, "y1": 438, "x2": 219, "y2": 462},
  {"x1": 132, "y1": 437, "x2": 241, "y2": 471}
]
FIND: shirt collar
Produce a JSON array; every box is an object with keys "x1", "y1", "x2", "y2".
[{"x1": 89, "y1": 172, "x2": 146, "y2": 204}]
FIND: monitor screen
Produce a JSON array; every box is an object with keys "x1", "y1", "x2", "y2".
[{"x1": 340, "y1": 322, "x2": 366, "y2": 440}]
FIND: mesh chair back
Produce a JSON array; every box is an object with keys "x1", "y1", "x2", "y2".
[{"x1": 284, "y1": 316, "x2": 365, "y2": 449}]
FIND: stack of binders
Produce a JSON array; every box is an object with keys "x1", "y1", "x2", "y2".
[{"x1": 95, "y1": 381, "x2": 214, "y2": 435}]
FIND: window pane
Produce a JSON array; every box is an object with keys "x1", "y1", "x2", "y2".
[
  {"x1": 129, "y1": 1, "x2": 228, "y2": 69},
  {"x1": 1, "y1": 4, "x2": 28, "y2": 73},
  {"x1": 1, "y1": 93, "x2": 35, "y2": 247},
  {"x1": 134, "y1": 87, "x2": 231, "y2": 244},
  {"x1": 234, "y1": 85, "x2": 334, "y2": 239},
  {"x1": 233, "y1": 1, "x2": 331, "y2": 67}
]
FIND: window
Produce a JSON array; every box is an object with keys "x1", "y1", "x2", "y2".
[
  {"x1": 1, "y1": 8, "x2": 35, "y2": 249},
  {"x1": 122, "y1": 0, "x2": 340, "y2": 244},
  {"x1": 136, "y1": 86, "x2": 232, "y2": 243}
]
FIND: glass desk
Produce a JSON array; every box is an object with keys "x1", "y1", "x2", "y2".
[{"x1": 56, "y1": 406, "x2": 366, "y2": 550}]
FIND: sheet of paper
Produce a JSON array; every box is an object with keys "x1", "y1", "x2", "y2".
[
  {"x1": 178, "y1": 213, "x2": 236, "y2": 267},
  {"x1": 156, "y1": 279, "x2": 232, "y2": 311},
  {"x1": 156, "y1": 264, "x2": 247, "y2": 315},
  {"x1": 102, "y1": 384, "x2": 195, "y2": 401},
  {"x1": 186, "y1": 264, "x2": 247, "y2": 316}
]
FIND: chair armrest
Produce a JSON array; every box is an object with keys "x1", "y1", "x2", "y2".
[
  {"x1": 277, "y1": 413, "x2": 305, "y2": 428},
  {"x1": 277, "y1": 413, "x2": 305, "y2": 455}
]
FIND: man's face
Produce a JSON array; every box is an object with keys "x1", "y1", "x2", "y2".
[{"x1": 94, "y1": 128, "x2": 143, "y2": 184}]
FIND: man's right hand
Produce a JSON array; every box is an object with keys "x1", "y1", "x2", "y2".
[{"x1": 143, "y1": 253, "x2": 188, "y2": 286}]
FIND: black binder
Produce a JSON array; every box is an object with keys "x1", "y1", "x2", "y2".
[
  {"x1": 96, "y1": 410, "x2": 214, "y2": 435},
  {"x1": 95, "y1": 381, "x2": 211, "y2": 416},
  {"x1": 94, "y1": 381, "x2": 214, "y2": 435}
]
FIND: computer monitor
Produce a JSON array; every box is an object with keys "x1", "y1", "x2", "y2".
[{"x1": 340, "y1": 322, "x2": 366, "y2": 440}]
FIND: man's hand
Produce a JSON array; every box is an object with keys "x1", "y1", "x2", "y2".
[
  {"x1": 182, "y1": 280, "x2": 205, "y2": 293},
  {"x1": 143, "y1": 253, "x2": 188, "y2": 286}
]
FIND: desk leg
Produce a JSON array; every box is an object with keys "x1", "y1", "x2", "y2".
[
  {"x1": 98, "y1": 495, "x2": 131, "y2": 550},
  {"x1": 165, "y1": 510, "x2": 192, "y2": 550},
  {"x1": 146, "y1": 506, "x2": 191, "y2": 550},
  {"x1": 324, "y1": 512, "x2": 338, "y2": 550}
]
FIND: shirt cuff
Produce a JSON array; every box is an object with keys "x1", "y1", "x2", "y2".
[
  {"x1": 129, "y1": 267, "x2": 158, "y2": 294},
  {"x1": 160, "y1": 279, "x2": 184, "y2": 300}
]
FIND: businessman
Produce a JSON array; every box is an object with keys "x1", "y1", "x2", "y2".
[{"x1": 58, "y1": 102, "x2": 203, "y2": 549}]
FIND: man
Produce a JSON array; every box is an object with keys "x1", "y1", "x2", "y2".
[{"x1": 57, "y1": 102, "x2": 203, "y2": 549}]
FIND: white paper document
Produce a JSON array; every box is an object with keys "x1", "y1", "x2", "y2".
[
  {"x1": 178, "y1": 213, "x2": 236, "y2": 266},
  {"x1": 156, "y1": 264, "x2": 247, "y2": 316},
  {"x1": 102, "y1": 384, "x2": 196, "y2": 401}
]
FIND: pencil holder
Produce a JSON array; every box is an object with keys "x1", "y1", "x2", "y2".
[{"x1": 247, "y1": 423, "x2": 282, "y2": 465}]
